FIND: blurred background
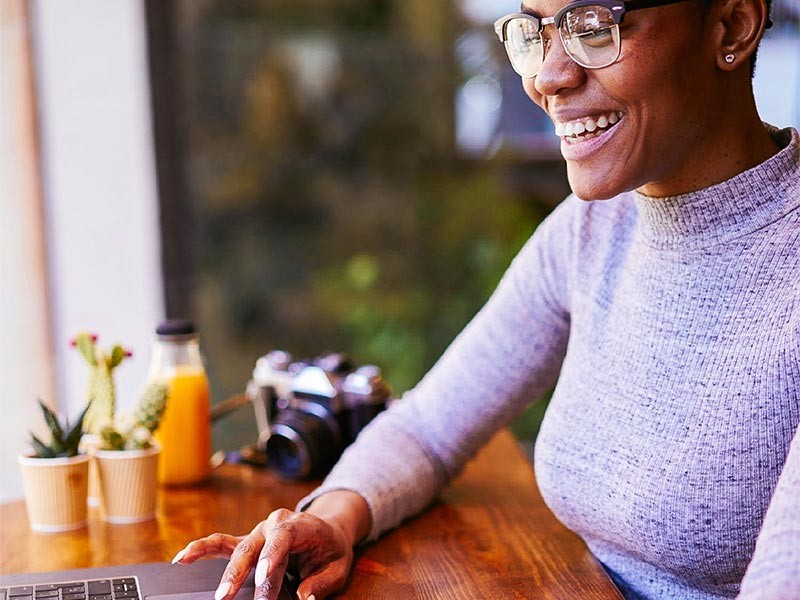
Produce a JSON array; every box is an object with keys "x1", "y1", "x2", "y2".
[{"x1": 2, "y1": 0, "x2": 798, "y2": 501}]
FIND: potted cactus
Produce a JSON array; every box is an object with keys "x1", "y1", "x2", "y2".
[
  {"x1": 71, "y1": 332, "x2": 134, "y2": 506},
  {"x1": 93, "y1": 381, "x2": 169, "y2": 523},
  {"x1": 18, "y1": 400, "x2": 92, "y2": 532}
]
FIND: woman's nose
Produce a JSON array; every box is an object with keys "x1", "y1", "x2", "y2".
[{"x1": 531, "y1": 33, "x2": 586, "y2": 97}]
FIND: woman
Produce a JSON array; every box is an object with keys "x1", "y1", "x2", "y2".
[{"x1": 174, "y1": 0, "x2": 799, "y2": 598}]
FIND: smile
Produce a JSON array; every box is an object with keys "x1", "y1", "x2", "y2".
[{"x1": 554, "y1": 111, "x2": 624, "y2": 141}]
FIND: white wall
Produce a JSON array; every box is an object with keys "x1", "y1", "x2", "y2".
[
  {"x1": 0, "y1": 0, "x2": 56, "y2": 503},
  {"x1": 3, "y1": 0, "x2": 165, "y2": 502}
]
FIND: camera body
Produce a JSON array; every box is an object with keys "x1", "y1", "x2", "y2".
[{"x1": 249, "y1": 351, "x2": 391, "y2": 479}]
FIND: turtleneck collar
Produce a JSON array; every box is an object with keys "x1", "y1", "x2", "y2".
[{"x1": 633, "y1": 126, "x2": 799, "y2": 250}]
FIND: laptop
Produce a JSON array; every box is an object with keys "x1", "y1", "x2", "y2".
[{"x1": 0, "y1": 559, "x2": 297, "y2": 600}]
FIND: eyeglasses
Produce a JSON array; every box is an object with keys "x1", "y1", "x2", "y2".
[{"x1": 494, "y1": 0, "x2": 693, "y2": 78}]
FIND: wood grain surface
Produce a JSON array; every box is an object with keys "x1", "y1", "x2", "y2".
[{"x1": 0, "y1": 431, "x2": 621, "y2": 599}]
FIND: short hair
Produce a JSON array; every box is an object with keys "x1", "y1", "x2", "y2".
[{"x1": 751, "y1": 0, "x2": 773, "y2": 76}]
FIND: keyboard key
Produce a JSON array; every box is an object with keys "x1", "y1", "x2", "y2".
[
  {"x1": 87, "y1": 581, "x2": 112, "y2": 595},
  {"x1": 33, "y1": 586, "x2": 60, "y2": 592},
  {"x1": 63, "y1": 594, "x2": 86, "y2": 600},
  {"x1": 34, "y1": 592, "x2": 59, "y2": 599},
  {"x1": 111, "y1": 580, "x2": 135, "y2": 586},
  {"x1": 60, "y1": 586, "x2": 85, "y2": 594},
  {"x1": 89, "y1": 595, "x2": 113, "y2": 600},
  {"x1": 8, "y1": 587, "x2": 33, "y2": 597},
  {"x1": 113, "y1": 591, "x2": 139, "y2": 599}
]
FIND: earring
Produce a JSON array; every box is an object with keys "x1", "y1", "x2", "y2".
[{"x1": 724, "y1": 53, "x2": 735, "y2": 64}]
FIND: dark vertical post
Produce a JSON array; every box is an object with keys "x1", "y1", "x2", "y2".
[{"x1": 144, "y1": 0, "x2": 194, "y2": 319}]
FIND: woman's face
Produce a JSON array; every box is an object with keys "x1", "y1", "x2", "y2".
[{"x1": 521, "y1": 0, "x2": 719, "y2": 199}]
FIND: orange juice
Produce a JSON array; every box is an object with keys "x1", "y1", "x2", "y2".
[{"x1": 155, "y1": 366, "x2": 211, "y2": 485}]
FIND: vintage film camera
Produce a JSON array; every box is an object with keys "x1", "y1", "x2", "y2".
[{"x1": 220, "y1": 351, "x2": 391, "y2": 479}]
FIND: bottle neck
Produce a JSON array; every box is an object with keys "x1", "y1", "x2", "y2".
[{"x1": 148, "y1": 336, "x2": 205, "y2": 380}]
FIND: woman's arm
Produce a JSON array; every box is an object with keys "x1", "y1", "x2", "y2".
[
  {"x1": 177, "y1": 196, "x2": 581, "y2": 599},
  {"x1": 737, "y1": 420, "x2": 800, "y2": 599}
]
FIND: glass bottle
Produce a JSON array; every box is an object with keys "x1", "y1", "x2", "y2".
[{"x1": 149, "y1": 319, "x2": 210, "y2": 485}]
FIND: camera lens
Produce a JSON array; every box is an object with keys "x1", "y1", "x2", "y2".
[{"x1": 266, "y1": 409, "x2": 340, "y2": 479}]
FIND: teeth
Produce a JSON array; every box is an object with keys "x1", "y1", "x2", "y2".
[{"x1": 554, "y1": 111, "x2": 622, "y2": 139}]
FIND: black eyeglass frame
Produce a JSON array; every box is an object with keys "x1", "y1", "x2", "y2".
[{"x1": 494, "y1": 0, "x2": 773, "y2": 76}]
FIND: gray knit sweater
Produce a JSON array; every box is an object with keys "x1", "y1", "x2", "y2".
[{"x1": 299, "y1": 126, "x2": 800, "y2": 599}]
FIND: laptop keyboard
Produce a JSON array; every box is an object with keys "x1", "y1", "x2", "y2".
[{"x1": 0, "y1": 577, "x2": 141, "y2": 600}]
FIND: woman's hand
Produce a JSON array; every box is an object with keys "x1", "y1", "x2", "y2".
[{"x1": 172, "y1": 491, "x2": 371, "y2": 600}]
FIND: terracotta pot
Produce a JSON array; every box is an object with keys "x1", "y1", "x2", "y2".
[
  {"x1": 18, "y1": 453, "x2": 91, "y2": 532},
  {"x1": 95, "y1": 445, "x2": 160, "y2": 524}
]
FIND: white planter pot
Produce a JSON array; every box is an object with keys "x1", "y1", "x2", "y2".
[{"x1": 18, "y1": 453, "x2": 91, "y2": 533}]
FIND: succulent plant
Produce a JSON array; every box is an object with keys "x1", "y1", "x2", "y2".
[
  {"x1": 98, "y1": 382, "x2": 169, "y2": 451},
  {"x1": 29, "y1": 399, "x2": 90, "y2": 458},
  {"x1": 71, "y1": 333, "x2": 132, "y2": 435}
]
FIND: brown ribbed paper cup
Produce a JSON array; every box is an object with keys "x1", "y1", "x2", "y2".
[
  {"x1": 95, "y1": 446, "x2": 160, "y2": 524},
  {"x1": 18, "y1": 454, "x2": 91, "y2": 533}
]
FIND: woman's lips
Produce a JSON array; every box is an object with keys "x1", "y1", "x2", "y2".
[{"x1": 557, "y1": 113, "x2": 624, "y2": 161}]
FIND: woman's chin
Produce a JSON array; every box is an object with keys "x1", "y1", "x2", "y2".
[{"x1": 566, "y1": 166, "x2": 631, "y2": 201}]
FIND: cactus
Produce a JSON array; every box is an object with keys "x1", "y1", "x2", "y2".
[
  {"x1": 71, "y1": 333, "x2": 132, "y2": 435},
  {"x1": 98, "y1": 382, "x2": 169, "y2": 451},
  {"x1": 29, "y1": 399, "x2": 90, "y2": 458},
  {"x1": 132, "y1": 382, "x2": 168, "y2": 433}
]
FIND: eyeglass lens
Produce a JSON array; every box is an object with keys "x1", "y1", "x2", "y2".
[{"x1": 503, "y1": 5, "x2": 621, "y2": 77}]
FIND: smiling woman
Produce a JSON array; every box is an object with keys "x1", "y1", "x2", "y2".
[{"x1": 175, "y1": 1, "x2": 799, "y2": 599}]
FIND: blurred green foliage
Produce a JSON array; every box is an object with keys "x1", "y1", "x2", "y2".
[{"x1": 172, "y1": 0, "x2": 568, "y2": 451}]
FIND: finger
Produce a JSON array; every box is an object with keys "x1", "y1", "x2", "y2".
[
  {"x1": 252, "y1": 510, "x2": 293, "y2": 598},
  {"x1": 256, "y1": 512, "x2": 346, "y2": 600},
  {"x1": 172, "y1": 533, "x2": 243, "y2": 564},
  {"x1": 214, "y1": 532, "x2": 266, "y2": 600},
  {"x1": 253, "y1": 549, "x2": 289, "y2": 600},
  {"x1": 295, "y1": 560, "x2": 351, "y2": 600}
]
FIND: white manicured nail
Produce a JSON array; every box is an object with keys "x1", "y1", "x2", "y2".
[
  {"x1": 214, "y1": 581, "x2": 231, "y2": 600},
  {"x1": 170, "y1": 548, "x2": 187, "y2": 564},
  {"x1": 254, "y1": 558, "x2": 270, "y2": 586}
]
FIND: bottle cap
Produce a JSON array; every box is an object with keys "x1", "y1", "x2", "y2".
[{"x1": 156, "y1": 319, "x2": 196, "y2": 339}]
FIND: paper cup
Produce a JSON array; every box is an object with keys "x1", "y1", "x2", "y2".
[
  {"x1": 18, "y1": 453, "x2": 91, "y2": 533},
  {"x1": 79, "y1": 434, "x2": 102, "y2": 506},
  {"x1": 95, "y1": 445, "x2": 160, "y2": 524}
]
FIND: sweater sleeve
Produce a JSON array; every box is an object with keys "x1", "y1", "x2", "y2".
[
  {"x1": 296, "y1": 197, "x2": 577, "y2": 541},
  {"x1": 737, "y1": 421, "x2": 800, "y2": 599},
  {"x1": 738, "y1": 304, "x2": 800, "y2": 599}
]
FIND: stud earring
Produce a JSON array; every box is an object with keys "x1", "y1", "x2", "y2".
[{"x1": 724, "y1": 53, "x2": 735, "y2": 64}]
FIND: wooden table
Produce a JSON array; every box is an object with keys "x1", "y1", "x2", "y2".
[{"x1": 0, "y1": 431, "x2": 621, "y2": 599}]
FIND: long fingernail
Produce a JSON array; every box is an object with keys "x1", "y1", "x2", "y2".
[
  {"x1": 170, "y1": 548, "x2": 187, "y2": 564},
  {"x1": 214, "y1": 581, "x2": 231, "y2": 600},
  {"x1": 254, "y1": 558, "x2": 270, "y2": 586},
  {"x1": 307, "y1": 595, "x2": 316, "y2": 600}
]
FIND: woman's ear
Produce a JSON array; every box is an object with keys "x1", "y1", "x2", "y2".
[{"x1": 711, "y1": 0, "x2": 770, "y2": 71}]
